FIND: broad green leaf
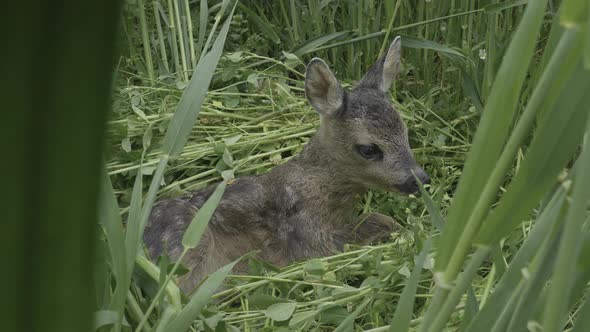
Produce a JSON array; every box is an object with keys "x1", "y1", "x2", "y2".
[
  {"x1": 289, "y1": 310, "x2": 318, "y2": 328},
  {"x1": 263, "y1": 302, "x2": 297, "y2": 322},
  {"x1": 182, "y1": 179, "x2": 228, "y2": 249},
  {"x1": 303, "y1": 258, "x2": 326, "y2": 276},
  {"x1": 165, "y1": 260, "x2": 238, "y2": 332},
  {"x1": 389, "y1": 239, "x2": 431, "y2": 332}
]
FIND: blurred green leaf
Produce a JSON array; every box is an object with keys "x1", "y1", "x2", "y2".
[{"x1": 263, "y1": 302, "x2": 297, "y2": 322}]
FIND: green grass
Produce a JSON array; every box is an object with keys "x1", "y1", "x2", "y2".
[{"x1": 93, "y1": 0, "x2": 590, "y2": 331}]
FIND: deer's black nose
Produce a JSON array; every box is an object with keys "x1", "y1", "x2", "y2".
[
  {"x1": 415, "y1": 168, "x2": 430, "y2": 185},
  {"x1": 397, "y1": 168, "x2": 430, "y2": 194}
]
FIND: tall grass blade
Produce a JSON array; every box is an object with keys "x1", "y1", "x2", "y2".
[
  {"x1": 291, "y1": 31, "x2": 351, "y2": 57},
  {"x1": 401, "y1": 35, "x2": 469, "y2": 61},
  {"x1": 484, "y1": 0, "x2": 528, "y2": 14},
  {"x1": 389, "y1": 239, "x2": 431, "y2": 332}
]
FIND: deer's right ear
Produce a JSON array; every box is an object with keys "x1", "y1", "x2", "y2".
[{"x1": 305, "y1": 58, "x2": 344, "y2": 116}]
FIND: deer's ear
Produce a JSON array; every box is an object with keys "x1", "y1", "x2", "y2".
[
  {"x1": 358, "y1": 36, "x2": 402, "y2": 92},
  {"x1": 305, "y1": 58, "x2": 344, "y2": 116}
]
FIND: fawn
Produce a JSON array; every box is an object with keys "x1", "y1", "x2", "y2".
[{"x1": 144, "y1": 36, "x2": 429, "y2": 293}]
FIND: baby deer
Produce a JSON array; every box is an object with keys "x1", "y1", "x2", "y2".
[{"x1": 144, "y1": 36, "x2": 429, "y2": 293}]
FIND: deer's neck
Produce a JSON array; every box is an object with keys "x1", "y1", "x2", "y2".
[{"x1": 285, "y1": 135, "x2": 365, "y2": 224}]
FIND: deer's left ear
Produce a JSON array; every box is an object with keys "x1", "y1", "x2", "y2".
[{"x1": 358, "y1": 36, "x2": 402, "y2": 92}]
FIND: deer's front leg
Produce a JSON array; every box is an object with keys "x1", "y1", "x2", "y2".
[{"x1": 334, "y1": 213, "x2": 398, "y2": 249}]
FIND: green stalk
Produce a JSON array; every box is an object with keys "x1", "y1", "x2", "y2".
[
  {"x1": 483, "y1": 1, "x2": 498, "y2": 100},
  {"x1": 167, "y1": 0, "x2": 182, "y2": 78},
  {"x1": 153, "y1": 0, "x2": 170, "y2": 73},
  {"x1": 426, "y1": 247, "x2": 490, "y2": 332},
  {"x1": 379, "y1": 0, "x2": 400, "y2": 57},
  {"x1": 200, "y1": 1, "x2": 227, "y2": 62},
  {"x1": 137, "y1": 0, "x2": 156, "y2": 81},
  {"x1": 183, "y1": 0, "x2": 196, "y2": 68},
  {"x1": 126, "y1": 291, "x2": 151, "y2": 332},
  {"x1": 135, "y1": 249, "x2": 189, "y2": 332},
  {"x1": 312, "y1": 8, "x2": 485, "y2": 53},
  {"x1": 173, "y1": 0, "x2": 189, "y2": 81},
  {"x1": 289, "y1": 0, "x2": 300, "y2": 44}
]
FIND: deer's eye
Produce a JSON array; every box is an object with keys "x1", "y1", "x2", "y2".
[{"x1": 357, "y1": 144, "x2": 382, "y2": 160}]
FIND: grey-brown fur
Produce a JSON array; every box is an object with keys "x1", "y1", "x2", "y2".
[{"x1": 144, "y1": 36, "x2": 429, "y2": 293}]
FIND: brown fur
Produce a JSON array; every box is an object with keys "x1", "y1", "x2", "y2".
[{"x1": 143, "y1": 36, "x2": 429, "y2": 293}]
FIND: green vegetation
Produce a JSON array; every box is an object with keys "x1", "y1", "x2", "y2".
[{"x1": 11, "y1": 0, "x2": 588, "y2": 331}]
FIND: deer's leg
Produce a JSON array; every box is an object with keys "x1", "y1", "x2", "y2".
[{"x1": 334, "y1": 213, "x2": 398, "y2": 249}]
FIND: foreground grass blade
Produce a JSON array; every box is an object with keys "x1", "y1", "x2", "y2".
[
  {"x1": 463, "y1": 26, "x2": 584, "y2": 245},
  {"x1": 475, "y1": 61, "x2": 590, "y2": 244},
  {"x1": 415, "y1": 178, "x2": 444, "y2": 231},
  {"x1": 572, "y1": 296, "x2": 590, "y2": 332},
  {"x1": 434, "y1": 0, "x2": 549, "y2": 278},
  {"x1": 389, "y1": 239, "x2": 431, "y2": 332},
  {"x1": 165, "y1": 260, "x2": 239, "y2": 332},
  {"x1": 2, "y1": 2, "x2": 122, "y2": 331},
  {"x1": 465, "y1": 185, "x2": 567, "y2": 332},
  {"x1": 542, "y1": 109, "x2": 590, "y2": 331},
  {"x1": 503, "y1": 227, "x2": 562, "y2": 331},
  {"x1": 182, "y1": 173, "x2": 230, "y2": 248}
]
